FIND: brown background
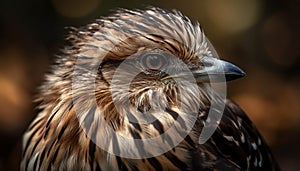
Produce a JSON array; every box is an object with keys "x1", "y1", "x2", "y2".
[{"x1": 0, "y1": 0, "x2": 299, "y2": 170}]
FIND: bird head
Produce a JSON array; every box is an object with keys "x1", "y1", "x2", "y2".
[{"x1": 48, "y1": 7, "x2": 245, "y2": 158}]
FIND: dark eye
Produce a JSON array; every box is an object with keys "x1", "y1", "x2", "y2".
[{"x1": 141, "y1": 53, "x2": 166, "y2": 71}]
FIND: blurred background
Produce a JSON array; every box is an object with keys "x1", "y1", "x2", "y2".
[{"x1": 0, "y1": 0, "x2": 299, "y2": 170}]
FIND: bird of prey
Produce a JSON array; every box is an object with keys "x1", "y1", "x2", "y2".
[{"x1": 21, "y1": 7, "x2": 280, "y2": 171}]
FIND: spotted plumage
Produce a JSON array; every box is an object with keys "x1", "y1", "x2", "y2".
[{"x1": 21, "y1": 7, "x2": 279, "y2": 171}]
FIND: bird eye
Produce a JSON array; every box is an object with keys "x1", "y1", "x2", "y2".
[{"x1": 141, "y1": 53, "x2": 166, "y2": 71}]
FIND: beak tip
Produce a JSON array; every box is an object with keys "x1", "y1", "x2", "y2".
[
  {"x1": 223, "y1": 61, "x2": 246, "y2": 81},
  {"x1": 241, "y1": 70, "x2": 246, "y2": 77},
  {"x1": 237, "y1": 68, "x2": 246, "y2": 77}
]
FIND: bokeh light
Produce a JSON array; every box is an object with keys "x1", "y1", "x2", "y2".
[
  {"x1": 203, "y1": 0, "x2": 262, "y2": 35},
  {"x1": 262, "y1": 12, "x2": 294, "y2": 68}
]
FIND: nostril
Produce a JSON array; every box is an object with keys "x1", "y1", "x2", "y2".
[{"x1": 201, "y1": 61, "x2": 214, "y2": 67}]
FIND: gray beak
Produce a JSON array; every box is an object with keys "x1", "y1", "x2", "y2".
[{"x1": 192, "y1": 56, "x2": 246, "y2": 82}]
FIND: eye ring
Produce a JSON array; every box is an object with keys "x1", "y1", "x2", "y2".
[{"x1": 141, "y1": 53, "x2": 167, "y2": 71}]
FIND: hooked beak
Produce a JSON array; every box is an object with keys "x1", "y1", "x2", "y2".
[
  {"x1": 161, "y1": 57, "x2": 245, "y2": 83},
  {"x1": 192, "y1": 57, "x2": 246, "y2": 82}
]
